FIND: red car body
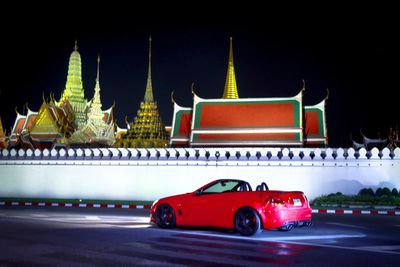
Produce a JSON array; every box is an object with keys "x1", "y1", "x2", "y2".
[{"x1": 150, "y1": 179, "x2": 312, "y2": 235}]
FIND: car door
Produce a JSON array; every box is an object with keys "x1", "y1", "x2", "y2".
[
  {"x1": 182, "y1": 193, "x2": 219, "y2": 226},
  {"x1": 182, "y1": 192, "x2": 238, "y2": 227}
]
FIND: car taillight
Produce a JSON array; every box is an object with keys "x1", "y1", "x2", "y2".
[{"x1": 268, "y1": 198, "x2": 286, "y2": 206}]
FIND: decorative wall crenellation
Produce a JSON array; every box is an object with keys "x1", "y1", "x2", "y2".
[{"x1": 1, "y1": 147, "x2": 399, "y2": 161}]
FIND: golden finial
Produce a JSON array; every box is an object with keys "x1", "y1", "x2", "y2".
[
  {"x1": 149, "y1": 36, "x2": 152, "y2": 53},
  {"x1": 171, "y1": 91, "x2": 175, "y2": 104},
  {"x1": 97, "y1": 54, "x2": 100, "y2": 82},
  {"x1": 325, "y1": 88, "x2": 330, "y2": 101},
  {"x1": 301, "y1": 79, "x2": 306, "y2": 92},
  {"x1": 15, "y1": 106, "x2": 18, "y2": 114},
  {"x1": 74, "y1": 40, "x2": 78, "y2": 51},
  {"x1": 191, "y1": 82, "x2": 196, "y2": 95}
]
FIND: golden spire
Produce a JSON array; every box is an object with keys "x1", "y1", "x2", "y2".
[
  {"x1": 96, "y1": 54, "x2": 100, "y2": 83},
  {"x1": 74, "y1": 40, "x2": 78, "y2": 51},
  {"x1": 144, "y1": 36, "x2": 154, "y2": 102},
  {"x1": 0, "y1": 116, "x2": 4, "y2": 134},
  {"x1": 222, "y1": 37, "x2": 239, "y2": 99},
  {"x1": 88, "y1": 54, "x2": 103, "y2": 123}
]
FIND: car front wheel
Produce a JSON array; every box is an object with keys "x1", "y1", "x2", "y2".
[
  {"x1": 234, "y1": 207, "x2": 262, "y2": 236},
  {"x1": 155, "y1": 204, "x2": 176, "y2": 229}
]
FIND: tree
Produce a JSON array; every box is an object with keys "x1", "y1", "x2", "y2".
[
  {"x1": 381, "y1": 187, "x2": 392, "y2": 197},
  {"x1": 358, "y1": 188, "x2": 374, "y2": 196},
  {"x1": 391, "y1": 188, "x2": 399, "y2": 197}
]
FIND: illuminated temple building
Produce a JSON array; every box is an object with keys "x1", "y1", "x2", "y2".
[
  {"x1": 115, "y1": 37, "x2": 169, "y2": 148},
  {"x1": 57, "y1": 41, "x2": 88, "y2": 128},
  {"x1": 8, "y1": 42, "x2": 115, "y2": 149},
  {"x1": 0, "y1": 117, "x2": 7, "y2": 148},
  {"x1": 170, "y1": 38, "x2": 328, "y2": 147},
  {"x1": 68, "y1": 56, "x2": 116, "y2": 147}
]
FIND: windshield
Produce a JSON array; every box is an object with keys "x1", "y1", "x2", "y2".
[{"x1": 201, "y1": 180, "x2": 251, "y2": 194}]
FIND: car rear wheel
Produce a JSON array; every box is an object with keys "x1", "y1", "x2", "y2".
[
  {"x1": 234, "y1": 207, "x2": 262, "y2": 236},
  {"x1": 156, "y1": 204, "x2": 176, "y2": 229}
]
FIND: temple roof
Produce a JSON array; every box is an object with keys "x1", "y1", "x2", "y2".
[
  {"x1": 222, "y1": 37, "x2": 239, "y2": 99},
  {"x1": 190, "y1": 90, "x2": 304, "y2": 146},
  {"x1": 11, "y1": 112, "x2": 26, "y2": 135},
  {"x1": 22, "y1": 108, "x2": 38, "y2": 132},
  {"x1": 304, "y1": 98, "x2": 328, "y2": 146},
  {"x1": 0, "y1": 116, "x2": 5, "y2": 137}
]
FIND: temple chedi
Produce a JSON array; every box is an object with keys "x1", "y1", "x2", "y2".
[
  {"x1": 222, "y1": 37, "x2": 239, "y2": 99},
  {"x1": 58, "y1": 41, "x2": 88, "y2": 128},
  {"x1": 68, "y1": 56, "x2": 116, "y2": 147},
  {"x1": 115, "y1": 37, "x2": 168, "y2": 148}
]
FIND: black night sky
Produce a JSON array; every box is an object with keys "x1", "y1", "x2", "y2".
[{"x1": 0, "y1": 4, "x2": 398, "y2": 148}]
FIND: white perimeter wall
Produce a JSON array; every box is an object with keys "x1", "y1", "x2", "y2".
[{"x1": 0, "y1": 147, "x2": 399, "y2": 201}]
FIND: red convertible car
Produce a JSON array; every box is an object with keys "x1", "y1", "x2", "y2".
[{"x1": 150, "y1": 179, "x2": 312, "y2": 236}]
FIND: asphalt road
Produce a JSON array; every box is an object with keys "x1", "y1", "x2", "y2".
[{"x1": 0, "y1": 207, "x2": 399, "y2": 266}]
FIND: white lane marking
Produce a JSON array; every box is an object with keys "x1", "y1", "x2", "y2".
[
  {"x1": 357, "y1": 245, "x2": 400, "y2": 251},
  {"x1": 117, "y1": 224, "x2": 151, "y2": 228},
  {"x1": 30, "y1": 214, "x2": 48, "y2": 217},
  {"x1": 258, "y1": 234, "x2": 366, "y2": 241},
  {"x1": 282, "y1": 240, "x2": 400, "y2": 255},
  {"x1": 85, "y1": 216, "x2": 101, "y2": 220},
  {"x1": 150, "y1": 228, "x2": 365, "y2": 242},
  {"x1": 325, "y1": 222, "x2": 369, "y2": 229}
]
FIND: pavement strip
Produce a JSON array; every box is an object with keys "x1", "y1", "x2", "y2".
[{"x1": 324, "y1": 222, "x2": 370, "y2": 229}]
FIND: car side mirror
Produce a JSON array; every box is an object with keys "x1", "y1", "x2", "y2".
[{"x1": 194, "y1": 190, "x2": 202, "y2": 196}]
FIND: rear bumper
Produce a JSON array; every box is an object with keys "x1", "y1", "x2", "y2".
[{"x1": 260, "y1": 207, "x2": 312, "y2": 229}]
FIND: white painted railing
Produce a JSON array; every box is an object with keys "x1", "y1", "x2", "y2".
[{"x1": 1, "y1": 147, "x2": 399, "y2": 161}]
